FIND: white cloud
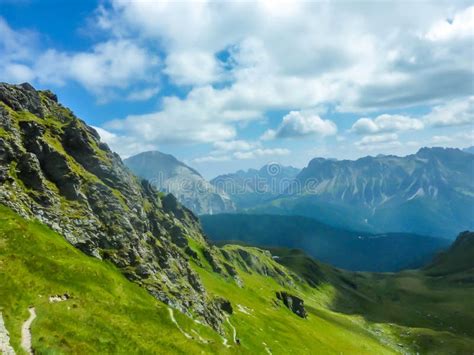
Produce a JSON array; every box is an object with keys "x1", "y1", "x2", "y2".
[
  {"x1": 86, "y1": 1, "x2": 473, "y2": 154},
  {"x1": 164, "y1": 50, "x2": 224, "y2": 86},
  {"x1": 35, "y1": 40, "x2": 160, "y2": 98},
  {"x1": 92, "y1": 126, "x2": 158, "y2": 158},
  {"x1": 425, "y1": 6, "x2": 474, "y2": 41},
  {"x1": 355, "y1": 133, "x2": 399, "y2": 147},
  {"x1": 3, "y1": 63, "x2": 34, "y2": 82},
  {"x1": 233, "y1": 148, "x2": 290, "y2": 160},
  {"x1": 193, "y1": 155, "x2": 231, "y2": 163},
  {"x1": 263, "y1": 111, "x2": 337, "y2": 140},
  {"x1": 193, "y1": 144, "x2": 289, "y2": 163},
  {"x1": 213, "y1": 140, "x2": 258, "y2": 152},
  {"x1": 430, "y1": 130, "x2": 474, "y2": 146},
  {"x1": 96, "y1": 1, "x2": 473, "y2": 113},
  {"x1": 0, "y1": 17, "x2": 37, "y2": 82},
  {"x1": 351, "y1": 114, "x2": 424, "y2": 135},
  {"x1": 431, "y1": 135, "x2": 452, "y2": 144},
  {"x1": 425, "y1": 96, "x2": 474, "y2": 127},
  {"x1": 2, "y1": 2, "x2": 473, "y2": 160},
  {"x1": 104, "y1": 85, "x2": 266, "y2": 145},
  {"x1": 126, "y1": 87, "x2": 160, "y2": 101},
  {"x1": 0, "y1": 15, "x2": 160, "y2": 101}
]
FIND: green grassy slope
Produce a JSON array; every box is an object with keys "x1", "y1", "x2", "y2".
[
  {"x1": 0, "y1": 205, "x2": 223, "y2": 354},
  {"x1": 1, "y1": 204, "x2": 473, "y2": 354},
  {"x1": 0, "y1": 205, "x2": 398, "y2": 354},
  {"x1": 189, "y1": 245, "x2": 396, "y2": 355},
  {"x1": 272, "y1": 248, "x2": 474, "y2": 354}
]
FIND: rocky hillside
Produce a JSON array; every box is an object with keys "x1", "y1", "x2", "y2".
[
  {"x1": 210, "y1": 164, "x2": 300, "y2": 209},
  {"x1": 0, "y1": 82, "x2": 242, "y2": 331},
  {"x1": 253, "y1": 149, "x2": 474, "y2": 237},
  {"x1": 124, "y1": 151, "x2": 235, "y2": 215}
]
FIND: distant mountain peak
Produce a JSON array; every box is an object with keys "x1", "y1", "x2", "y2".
[
  {"x1": 128, "y1": 150, "x2": 203, "y2": 178},
  {"x1": 125, "y1": 150, "x2": 235, "y2": 215}
]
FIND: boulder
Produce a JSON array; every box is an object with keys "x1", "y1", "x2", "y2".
[
  {"x1": 214, "y1": 297, "x2": 233, "y2": 315},
  {"x1": 276, "y1": 291, "x2": 307, "y2": 318}
]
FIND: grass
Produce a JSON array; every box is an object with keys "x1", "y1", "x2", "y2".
[
  {"x1": 273, "y1": 249, "x2": 474, "y2": 354},
  {"x1": 0, "y1": 205, "x2": 224, "y2": 354},
  {"x1": 1, "y1": 203, "x2": 473, "y2": 354},
  {"x1": 0, "y1": 204, "x2": 396, "y2": 354},
  {"x1": 189, "y1": 244, "x2": 398, "y2": 354},
  {"x1": 335, "y1": 270, "x2": 474, "y2": 354}
]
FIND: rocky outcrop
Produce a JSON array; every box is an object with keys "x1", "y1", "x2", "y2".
[
  {"x1": 0, "y1": 82, "x2": 228, "y2": 332},
  {"x1": 214, "y1": 297, "x2": 233, "y2": 315},
  {"x1": 0, "y1": 82, "x2": 44, "y2": 118},
  {"x1": 276, "y1": 291, "x2": 307, "y2": 318}
]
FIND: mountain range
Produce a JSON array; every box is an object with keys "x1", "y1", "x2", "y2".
[
  {"x1": 0, "y1": 82, "x2": 473, "y2": 354},
  {"x1": 210, "y1": 164, "x2": 300, "y2": 209},
  {"x1": 242, "y1": 148, "x2": 474, "y2": 238},
  {"x1": 125, "y1": 151, "x2": 235, "y2": 215},
  {"x1": 125, "y1": 141, "x2": 473, "y2": 239}
]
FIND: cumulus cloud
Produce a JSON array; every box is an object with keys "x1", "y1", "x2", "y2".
[
  {"x1": 425, "y1": 6, "x2": 474, "y2": 41},
  {"x1": 263, "y1": 111, "x2": 337, "y2": 140},
  {"x1": 0, "y1": 16, "x2": 160, "y2": 101},
  {"x1": 35, "y1": 40, "x2": 160, "y2": 98},
  {"x1": 424, "y1": 96, "x2": 474, "y2": 127},
  {"x1": 351, "y1": 114, "x2": 424, "y2": 135},
  {"x1": 430, "y1": 130, "x2": 474, "y2": 146},
  {"x1": 126, "y1": 87, "x2": 160, "y2": 101},
  {"x1": 0, "y1": 17, "x2": 37, "y2": 82},
  {"x1": 95, "y1": 1, "x2": 473, "y2": 112},
  {"x1": 193, "y1": 138, "x2": 289, "y2": 163},
  {"x1": 355, "y1": 133, "x2": 399, "y2": 146},
  {"x1": 233, "y1": 148, "x2": 290, "y2": 160},
  {"x1": 351, "y1": 97, "x2": 473, "y2": 140},
  {"x1": 354, "y1": 133, "x2": 403, "y2": 151},
  {"x1": 84, "y1": 1, "x2": 473, "y2": 150},
  {"x1": 164, "y1": 50, "x2": 224, "y2": 86},
  {"x1": 92, "y1": 126, "x2": 158, "y2": 158},
  {"x1": 213, "y1": 140, "x2": 258, "y2": 152},
  {"x1": 104, "y1": 85, "x2": 266, "y2": 145},
  {"x1": 2, "y1": 2, "x2": 473, "y2": 159}
]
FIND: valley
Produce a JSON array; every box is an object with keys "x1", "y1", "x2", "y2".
[{"x1": 201, "y1": 214, "x2": 450, "y2": 272}]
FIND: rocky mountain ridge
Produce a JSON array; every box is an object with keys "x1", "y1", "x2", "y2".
[
  {"x1": 248, "y1": 148, "x2": 474, "y2": 237},
  {"x1": 295, "y1": 148, "x2": 473, "y2": 207},
  {"x1": 0, "y1": 82, "x2": 282, "y2": 332}
]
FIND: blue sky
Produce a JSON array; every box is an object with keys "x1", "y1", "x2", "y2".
[{"x1": 1, "y1": 0, "x2": 473, "y2": 178}]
